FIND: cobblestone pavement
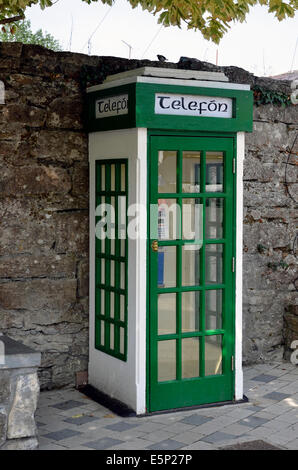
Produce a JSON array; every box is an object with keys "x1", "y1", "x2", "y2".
[{"x1": 36, "y1": 362, "x2": 298, "y2": 450}]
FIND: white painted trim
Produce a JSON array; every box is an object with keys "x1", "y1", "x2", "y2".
[
  {"x1": 87, "y1": 76, "x2": 250, "y2": 93},
  {"x1": 235, "y1": 132, "x2": 245, "y2": 401},
  {"x1": 88, "y1": 128, "x2": 147, "y2": 414}
]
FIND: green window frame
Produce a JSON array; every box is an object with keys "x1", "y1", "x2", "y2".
[{"x1": 95, "y1": 159, "x2": 128, "y2": 361}]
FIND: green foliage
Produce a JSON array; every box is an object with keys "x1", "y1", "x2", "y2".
[
  {"x1": 253, "y1": 85, "x2": 291, "y2": 107},
  {"x1": 0, "y1": 0, "x2": 297, "y2": 43},
  {"x1": 0, "y1": 18, "x2": 61, "y2": 50},
  {"x1": 267, "y1": 260, "x2": 289, "y2": 270}
]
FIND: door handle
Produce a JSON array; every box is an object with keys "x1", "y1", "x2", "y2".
[{"x1": 151, "y1": 240, "x2": 158, "y2": 252}]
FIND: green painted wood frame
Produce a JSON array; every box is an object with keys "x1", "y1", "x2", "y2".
[
  {"x1": 147, "y1": 132, "x2": 236, "y2": 412},
  {"x1": 86, "y1": 82, "x2": 253, "y2": 133},
  {"x1": 95, "y1": 159, "x2": 129, "y2": 361}
]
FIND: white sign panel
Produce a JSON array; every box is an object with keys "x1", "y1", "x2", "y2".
[
  {"x1": 155, "y1": 93, "x2": 233, "y2": 118},
  {"x1": 96, "y1": 94, "x2": 129, "y2": 119}
]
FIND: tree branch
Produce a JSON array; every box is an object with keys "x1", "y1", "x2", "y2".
[{"x1": 0, "y1": 14, "x2": 25, "y2": 26}]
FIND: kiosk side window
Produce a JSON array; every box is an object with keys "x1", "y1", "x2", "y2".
[{"x1": 95, "y1": 159, "x2": 128, "y2": 361}]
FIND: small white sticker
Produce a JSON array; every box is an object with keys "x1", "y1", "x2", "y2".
[
  {"x1": 96, "y1": 94, "x2": 129, "y2": 119},
  {"x1": 155, "y1": 93, "x2": 233, "y2": 118}
]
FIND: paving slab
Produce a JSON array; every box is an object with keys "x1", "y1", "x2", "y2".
[{"x1": 36, "y1": 362, "x2": 298, "y2": 451}]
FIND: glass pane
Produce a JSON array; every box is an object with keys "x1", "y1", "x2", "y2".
[
  {"x1": 101, "y1": 289, "x2": 105, "y2": 316},
  {"x1": 205, "y1": 335, "x2": 222, "y2": 376},
  {"x1": 120, "y1": 263, "x2": 125, "y2": 290},
  {"x1": 120, "y1": 327, "x2": 125, "y2": 354},
  {"x1": 110, "y1": 260, "x2": 115, "y2": 287},
  {"x1": 118, "y1": 196, "x2": 126, "y2": 240},
  {"x1": 158, "y1": 294, "x2": 176, "y2": 335},
  {"x1": 182, "y1": 292, "x2": 200, "y2": 333},
  {"x1": 182, "y1": 199, "x2": 203, "y2": 241},
  {"x1": 101, "y1": 166, "x2": 105, "y2": 191},
  {"x1": 158, "y1": 340, "x2": 176, "y2": 382},
  {"x1": 206, "y1": 152, "x2": 223, "y2": 192},
  {"x1": 101, "y1": 320, "x2": 105, "y2": 346},
  {"x1": 110, "y1": 196, "x2": 116, "y2": 251},
  {"x1": 206, "y1": 198, "x2": 224, "y2": 239},
  {"x1": 158, "y1": 246, "x2": 176, "y2": 288},
  {"x1": 182, "y1": 152, "x2": 201, "y2": 193},
  {"x1": 111, "y1": 164, "x2": 116, "y2": 191},
  {"x1": 110, "y1": 324, "x2": 114, "y2": 350},
  {"x1": 182, "y1": 338, "x2": 200, "y2": 379},
  {"x1": 121, "y1": 164, "x2": 126, "y2": 191},
  {"x1": 206, "y1": 290, "x2": 222, "y2": 330},
  {"x1": 120, "y1": 239, "x2": 126, "y2": 257},
  {"x1": 101, "y1": 259, "x2": 105, "y2": 284},
  {"x1": 120, "y1": 295, "x2": 125, "y2": 322},
  {"x1": 205, "y1": 245, "x2": 223, "y2": 285},
  {"x1": 182, "y1": 244, "x2": 201, "y2": 286},
  {"x1": 110, "y1": 292, "x2": 115, "y2": 319},
  {"x1": 158, "y1": 151, "x2": 177, "y2": 193},
  {"x1": 158, "y1": 199, "x2": 179, "y2": 240}
]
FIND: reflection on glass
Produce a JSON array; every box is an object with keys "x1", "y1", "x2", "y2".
[
  {"x1": 182, "y1": 338, "x2": 200, "y2": 379},
  {"x1": 182, "y1": 199, "x2": 203, "y2": 241},
  {"x1": 158, "y1": 294, "x2": 176, "y2": 335},
  {"x1": 205, "y1": 245, "x2": 223, "y2": 285},
  {"x1": 206, "y1": 198, "x2": 223, "y2": 239},
  {"x1": 206, "y1": 290, "x2": 222, "y2": 330},
  {"x1": 158, "y1": 151, "x2": 177, "y2": 193},
  {"x1": 158, "y1": 340, "x2": 176, "y2": 382},
  {"x1": 182, "y1": 245, "x2": 201, "y2": 286},
  {"x1": 182, "y1": 152, "x2": 201, "y2": 193},
  {"x1": 158, "y1": 246, "x2": 176, "y2": 288},
  {"x1": 182, "y1": 292, "x2": 200, "y2": 332},
  {"x1": 205, "y1": 335, "x2": 222, "y2": 376},
  {"x1": 158, "y1": 199, "x2": 179, "y2": 240},
  {"x1": 206, "y1": 152, "x2": 223, "y2": 192}
]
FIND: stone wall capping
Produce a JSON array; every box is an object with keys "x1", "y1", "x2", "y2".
[{"x1": 0, "y1": 335, "x2": 41, "y2": 370}]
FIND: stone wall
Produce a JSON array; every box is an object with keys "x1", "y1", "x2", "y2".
[{"x1": 0, "y1": 42, "x2": 297, "y2": 388}]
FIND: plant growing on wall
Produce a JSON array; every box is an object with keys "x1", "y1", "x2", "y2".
[
  {"x1": 0, "y1": 0, "x2": 297, "y2": 43},
  {"x1": 0, "y1": 18, "x2": 62, "y2": 50}
]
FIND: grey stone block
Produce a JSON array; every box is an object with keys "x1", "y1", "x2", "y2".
[
  {"x1": 0, "y1": 336, "x2": 41, "y2": 370},
  {"x1": 1, "y1": 437, "x2": 39, "y2": 450},
  {"x1": 7, "y1": 372, "x2": 40, "y2": 439},
  {"x1": 0, "y1": 407, "x2": 7, "y2": 448},
  {"x1": 263, "y1": 391, "x2": 291, "y2": 401},
  {"x1": 251, "y1": 374, "x2": 277, "y2": 383},
  {"x1": 201, "y1": 431, "x2": 236, "y2": 443},
  {"x1": 180, "y1": 414, "x2": 213, "y2": 426},
  {"x1": 146, "y1": 439, "x2": 185, "y2": 450},
  {"x1": 83, "y1": 437, "x2": 124, "y2": 450},
  {"x1": 43, "y1": 428, "x2": 82, "y2": 441},
  {"x1": 104, "y1": 421, "x2": 140, "y2": 432}
]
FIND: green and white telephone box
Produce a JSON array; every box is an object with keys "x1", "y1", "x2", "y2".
[{"x1": 86, "y1": 67, "x2": 253, "y2": 414}]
